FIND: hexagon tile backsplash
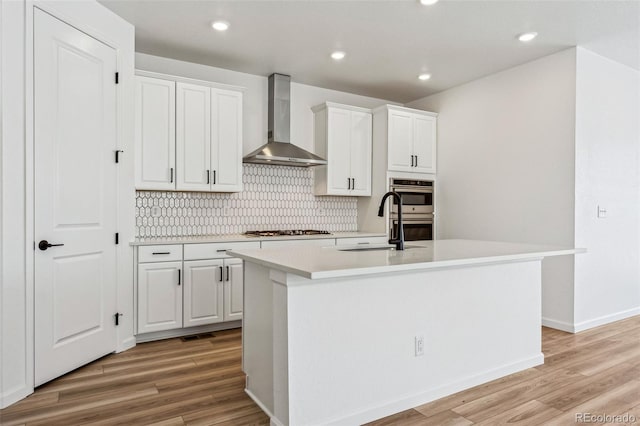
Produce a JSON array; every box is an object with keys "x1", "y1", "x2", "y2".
[{"x1": 135, "y1": 164, "x2": 358, "y2": 238}]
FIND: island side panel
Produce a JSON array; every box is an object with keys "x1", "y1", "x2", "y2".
[
  {"x1": 283, "y1": 260, "x2": 544, "y2": 426},
  {"x1": 243, "y1": 262, "x2": 276, "y2": 416}
]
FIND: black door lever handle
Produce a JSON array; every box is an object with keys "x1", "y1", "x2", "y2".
[{"x1": 38, "y1": 240, "x2": 64, "y2": 251}]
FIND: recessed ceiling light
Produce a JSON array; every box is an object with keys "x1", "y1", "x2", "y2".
[
  {"x1": 418, "y1": 73, "x2": 432, "y2": 81},
  {"x1": 331, "y1": 51, "x2": 346, "y2": 61},
  {"x1": 211, "y1": 21, "x2": 229, "y2": 31},
  {"x1": 518, "y1": 32, "x2": 538, "y2": 42},
  {"x1": 420, "y1": 0, "x2": 439, "y2": 5}
]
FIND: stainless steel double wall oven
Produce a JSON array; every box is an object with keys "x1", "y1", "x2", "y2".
[{"x1": 389, "y1": 178, "x2": 434, "y2": 241}]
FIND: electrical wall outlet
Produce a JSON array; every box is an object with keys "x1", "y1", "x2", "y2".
[
  {"x1": 317, "y1": 207, "x2": 326, "y2": 216},
  {"x1": 415, "y1": 335, "x2": 425, "y2": 357},
  {"x1": 597, "y1": 205, "x2": 607, "y2": 218}
]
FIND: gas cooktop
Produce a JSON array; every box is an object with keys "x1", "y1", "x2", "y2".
[{"x1": 244, "y1": 230, "x2": 332, "y2": 237}]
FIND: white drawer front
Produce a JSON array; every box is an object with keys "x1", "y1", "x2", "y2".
[
  {"x1": 138, "y1": 244, "x2": 183, "y2": 263},
  {"x1": 335, "y1": 236, "x2": 388, "y2": 246},
  {"x1": 184, "y1": 241, "x2": 261, "y2": 260},
  {"x1": 260, "y1": 239, "x2": 336, "y2": 248}
]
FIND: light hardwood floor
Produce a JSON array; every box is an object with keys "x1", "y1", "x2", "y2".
[{"x1": 2, "y1": 316, "x2": 639, "y2": 425}]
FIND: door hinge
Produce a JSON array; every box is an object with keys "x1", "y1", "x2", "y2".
[
  {"x1": 115, "y1": 233, "x2": 119, "y2": 244},
  {"x1": 115, "y1": 72, "x2": 119, "y2": 84},
  {"x1": 114, "y1": 312, "x2": 122, "y2": 326},
  {"x1": 115, "y1": 150, "x2": 123, "y2": 163}
]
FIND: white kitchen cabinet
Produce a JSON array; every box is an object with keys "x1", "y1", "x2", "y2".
[
  {"x1": 135, "y1": 72, "x2": 243, "y2": 193},
  {"x1": 137, "y1": 261, "x2": 183, "y2": 333},
  {"x1": 313, "y1": 102, "x2": 372, "y2": 196},
  {"x1": 135, "y1": 76, "x2": 176, "y2": 190},
  {"x1": 176, "y1": 82, "x2": 211, "y2": 192},
  {"x1": 223, "y1": 258, "x2": 244, "y2": 322},
  {"x1": 183, "y1": 259, "x2": 224, "y2": 327},
  {"x1": 211, "y1": 88, "x2": 243, "y2": 192},
  {"x1": 382, "y1": 105, "x2": 437, "y2": 174}
]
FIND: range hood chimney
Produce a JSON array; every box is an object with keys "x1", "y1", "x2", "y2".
[{"x1": 243, "y1": 73, "x2": 327, "y2": 167}]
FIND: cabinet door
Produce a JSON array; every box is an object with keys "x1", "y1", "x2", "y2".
[
  {"x1": 349, "y1": 110, "x2": 372, "y2": 196},
  {"x1": 135, "y1": 76, "x2": 176, "y2": 190},
  {"x1": 176, "y1": 83, "x2": 211, "y2": 191},
  {"x1": 327, "y1": 108, "x2": 352, "y2": 194},
  {"x1": 387, "y1": 110, "x2": 414, "y2": 172},
  {"x1": 412, "y1": 115, "x2": 437, "y2": 174},
  {"x1": 211, "y1": 88, "x2": 243, "y2": 192},
  {"x1": 137, "y1": 261, "x2": 182, "y2": 333},
  {"x1": 223, "y1": 258, "x2": 244, "y2": 322},
  {"x1": 183, "y1": 259, "x2": 224, "y2": 327}
]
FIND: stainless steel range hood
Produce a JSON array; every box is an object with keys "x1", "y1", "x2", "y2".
[{"x1": 243, "y1": 73, "x2": 327, "y2": 167}]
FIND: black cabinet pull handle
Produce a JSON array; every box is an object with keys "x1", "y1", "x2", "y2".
[
  {"x1": 225, "y1": 266, "x2": 230, "y2": 281},
  {"x1": 347, "y1": 178, "x2": 350, "y2": 190},
  {"x1": 213, "y1": 170, "x2": 216, "y2": 185},
  {"x1": 177, "y1": 269, "x2": 181, "y2": 286},
  {"x1": 207, "y1": 170, "x2": 210, "y2": 184},
  {"x1": 415, "y1": 155, "x2": 418, "y2": 167},
  {"x1": 216, "y1": 249, "x2": 228, "y2": 252},
  {"x1": 170, "y1": 167, "x2": 174, "y2": 183},
  {"x1": 152, "y1": 251, "x2": 170, "y2": 255},
  {"x1": 219, "y1": 266, "x2": 223, "y2": 282},
  {"x1": 351, "y1": 178, "x2": 355, "y2": 189},
  {"x1": 411, "y1": 155, "x2": 415, "y2": 167},
  {"x1": 38, "y1": 240, "x2": 64, "y2": 251}
]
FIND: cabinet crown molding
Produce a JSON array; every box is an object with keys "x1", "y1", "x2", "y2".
[
  {"x1": 373, "y1": 104, "x2": 438, "y2": 117},
  {"x1": 311, "y1": 102, "x2": 373, "y2": 114}
]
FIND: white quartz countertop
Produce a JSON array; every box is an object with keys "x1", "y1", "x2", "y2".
[
  {"x1": 130, "y1": 231, "x2": 387, "y2": 246},
  {"x1": 232, "y1": 239, "x2": 585, "y2": 279}
]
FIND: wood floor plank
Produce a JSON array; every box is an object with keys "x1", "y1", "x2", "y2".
[
  {"x1": 544, "y1": 379, "x2": 640, "y2": 425},
  {"x1": 474, "y1": 399, "x2": 562, "y2": 425},
  {"x1": 1, "y1": 316, "x2": 638, "y2": 426}
]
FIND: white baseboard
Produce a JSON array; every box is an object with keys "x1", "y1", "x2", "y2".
[
  {"x1": 117, "y1": 336, "x2": 136, "y2": 353},
  {"x1": 1, "y1": 385, "x2": 33, "y2": 409},
  {"x1": 543, "y1": 308, "x2": 640, "y2": 334},
  {"x1": 542, "y1": 317, "x2": 576, "y2": 333},
  {"x1": 574, "y1": 307, "x2": 640, "y2": 333},
  {"x1": 245, "y1": 388, "x2": 284, "y2": 426},
  {"x1": 324, "y1": 353, "x2": 544, "y2": 426}
]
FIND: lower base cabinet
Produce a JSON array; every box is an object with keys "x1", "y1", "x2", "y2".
[
  {"x1": 183, "y1": 259, "x2": 224, "y2": 327},
  {"x1": 137, "y1": 261, "x2": 183, "y2": 334},
  {"x1": 223, "y1": 258, "x2": 244, "y2": 322}
]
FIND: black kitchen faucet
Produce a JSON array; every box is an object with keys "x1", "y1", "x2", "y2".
[{"x1": 378, "y1": 191, "x2": 405, "y2": 250}]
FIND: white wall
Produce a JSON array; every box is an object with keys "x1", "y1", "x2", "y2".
[
  {"x1": 135, "y1": 53, "x2": 398, "y2": 156},
  {"x1": 406, "y1": 49, "x2": 578, "y2": 329},
  {"x1": 573, "y1": 47, "x2": 640, "y2": 330}
]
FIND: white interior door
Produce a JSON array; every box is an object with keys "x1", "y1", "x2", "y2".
[{"x1": 34, "y1": 8, "x2": 118, "y2": 386}]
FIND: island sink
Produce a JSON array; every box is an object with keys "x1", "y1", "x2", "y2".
[{"x1": 337, "y1": 244, "x2": 422, "y2": 252}]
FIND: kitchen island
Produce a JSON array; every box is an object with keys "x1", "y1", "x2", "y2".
[{"x1": 232, "y1": 239, "x2": 582, "y2": 426}]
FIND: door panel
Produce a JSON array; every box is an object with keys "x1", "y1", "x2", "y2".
[
  {"x1": 349, "y1": 110, "x2": 372, "y2": 196},
  {"x1": 224, "y1": 258, "x2": 244, "y2": 322},
  {"x1": 327, "y1": 108, "x2": 351, "y2": 194},
  {"x1": 388, "y1": 111, "x2": 414, "y2": 172},
  {"x1": 176, "y1": 82, "x2": 211, "y2": 191},
  {"x1": 183, "y1": 259, "x2": 224, "y2": 327},
  {"x1": 135, "y1": 76, "x2": 176, "y2": 190},
  {"x1": 413, "y1": 115, "x2": 437, "y2": 173},
  {"x1": 137, "y1": 262, "x2": 183, "y2": 333},
  {"x1": 34, "y1": 9, "x2": 117, "y2": 386},
  {"x1": 211, "y1": 89, "x2": 242, "y2": 192}
]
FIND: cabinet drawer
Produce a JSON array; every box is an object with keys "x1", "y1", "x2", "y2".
[
  {"x1": 260, "y1": 239, "x2": 336, "y2": 249},
  {"x1": 184, "y1": 241, "x2": 261, "y2": 260},
  {"x1": 335, "y1": 236, "x2": 388, "y2": 246},
  {"x1": 138, "y1": 244, "x2": 183, "y2": 263}
]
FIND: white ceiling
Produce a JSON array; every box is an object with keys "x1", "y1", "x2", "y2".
[{"x1": 100, "y1": 0, "x2": 640, "y2": 103}]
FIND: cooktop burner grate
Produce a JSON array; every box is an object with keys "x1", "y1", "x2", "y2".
[{"x1": 244, "y1": 230, "x2": 332, "y2": 237}]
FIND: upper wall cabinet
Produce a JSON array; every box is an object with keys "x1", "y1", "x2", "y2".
[
  {"x1": 135, "y1": 73, "x2": 243, "y2": 192},
  {"x1": 312, "y1": 102, "x2": 372, "y2": 196},
  {"x1": 135, "y1": 76, "x2": 176, "y2": 190},
  {"x1": 375, "y1": 105, "x2": 437, "y2": 175}
]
